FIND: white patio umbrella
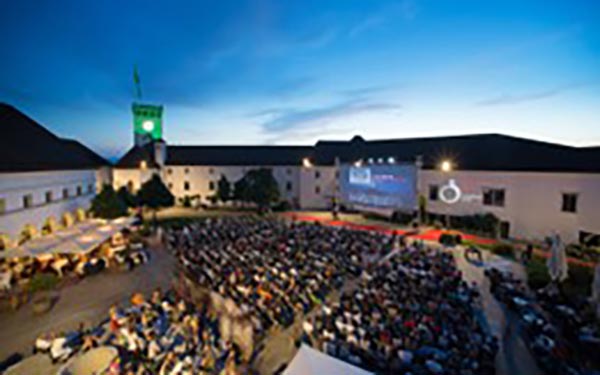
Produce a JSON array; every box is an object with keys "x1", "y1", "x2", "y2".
[{"x1": 547, "y1": 233, "x2": 569, "y2": 283}]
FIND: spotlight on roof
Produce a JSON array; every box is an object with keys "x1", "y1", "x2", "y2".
[
  {"x1": 302, "y1": 157, "x2": 313, "y2": 168},
  {"x1": 140, "y1": 160, "x2": 147, "y2": 170},
  {"x1": 388, "y1": 157, "x2": 395, "y2": 164},
  {"x1": 440, "y1": 159, "x2": 453, "y2": 172},
  {"x1": 354, "y1": 159, "x2": 363, "y2": 167},
  {"x1": 377, "y1": 157, "x2": 384, "y2": 164},
  {"x1": 367, "y1": 158, "x2": 374, "y2": 164}
]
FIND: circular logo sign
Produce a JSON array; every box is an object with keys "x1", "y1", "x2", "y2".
[{"x1": 439, "y1": 179, "x2": 462, "y2": 204}]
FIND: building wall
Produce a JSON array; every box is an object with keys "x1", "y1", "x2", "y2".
[
  {"x1": 0, "y1": 169, "x2": 99, "y2": 240},
  {"x1": 419, "y1": 170, "x2": 600, "y2": 243},
  {"x1": 298, "y1": 166, "x2": 338, "y2": 209}
]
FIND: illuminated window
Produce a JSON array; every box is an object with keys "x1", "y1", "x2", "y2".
[
  {"x1": 562, "y1": 193, "x2": 578, "y2": 213},
  {"x1": 483, "y1": 188, "x2": 505, "y2": 207},
  {"x1": 429, "y1": 185, "x2": 439, "y2": 201},
  {"x1": 23, "y1": 194, "x2": 33, "y2": 209}
]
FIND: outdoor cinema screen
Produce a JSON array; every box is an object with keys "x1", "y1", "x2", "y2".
[{"x1": 340, "y1": 163, "x2": 417, "y2": 211}]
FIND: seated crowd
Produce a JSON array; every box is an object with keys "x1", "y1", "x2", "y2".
[
  {"x1": 166, "y1": 217, "x2": 396, "y2": 334},
  {"x1": 303, "y1": 244, "x2": 498, "y2": 374},
  {"x1": 34, "y1": 288, "x2": 242, "y2": 374}
]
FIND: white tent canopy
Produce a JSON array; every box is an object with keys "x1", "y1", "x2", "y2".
[
  {"x1": 0, "y1": 217, "x2": 136, "y2": 259},
  {"x1": 284, "y1": 345, "x2": 374, "y2": 375}
]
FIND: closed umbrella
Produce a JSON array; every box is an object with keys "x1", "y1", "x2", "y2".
[
  {"x1": 547, "y1": 233, "x2": 568, "y2": 283},
  {"x1": 591, "y1": 263, "x2": 600, "y2": 318}
]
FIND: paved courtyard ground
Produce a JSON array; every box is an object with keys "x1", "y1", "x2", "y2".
[{"x1": 0, "y1": 235, "x2": 174, "y2": 362}]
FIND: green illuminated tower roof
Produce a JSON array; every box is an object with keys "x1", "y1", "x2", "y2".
[{"x1": 132, "y1": 102, "x2": 163, "y2": 146}]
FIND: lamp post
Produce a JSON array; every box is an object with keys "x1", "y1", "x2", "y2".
[{"x1": 440, "y1": 159, "x2": 453, "y2": 229}]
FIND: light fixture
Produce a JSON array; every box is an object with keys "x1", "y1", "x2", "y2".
[
  {"x1": 140, "y1": 160, "x2": 147, "y2": 170},
  {"x1": 377, "y1": 157, "x2": 384, "y2": 164},
  {"x1": 367, "y1": 158, "x2": 374, "y2": 164},
  {"x1": 302, "y1": 158, "x2": 313, "y2": 168},
  {"x1": 354, "y1": 159, "x2": 363, "y2": 167},
  {"x1": 388, "y1": 157, "x2": 395, "y2": 164},
  {"x1": 440, "y1": 160, "x2": 452, "y2": 172},
  {"x1": 142, "y1": 120, "x2": 155, "y2": 132}
]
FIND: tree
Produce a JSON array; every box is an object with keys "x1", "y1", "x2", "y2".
[
  {"x1": 215, "y1": 174, "x2": 232, "y2": 203},
  {"x1": 234, "y1": 168, "x2": 280, "y2": 209},
  {"x1": 90, "y1": 184, "x2": 128, "y2": 219},
  {"x1": 117, "y1": 186, "x2": 138, "y2": 208},
  {"x1": 137, "y1": 174, "x2": 175, "y2": 225}
]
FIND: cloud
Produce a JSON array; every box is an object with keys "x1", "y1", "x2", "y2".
[
  {"x1": 475, "y1": 83, "x2": 589, "y2": 106},
  {"x1": 257, "y1": 98, "x2": 400, "y2": 134},
  {"x1": 341, "y1": 85, "x2": 395, "y2": 98}
]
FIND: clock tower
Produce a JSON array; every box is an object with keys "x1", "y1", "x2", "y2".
[{"x1": 132, "y1": 103, "x2": 163, "y2": 146}]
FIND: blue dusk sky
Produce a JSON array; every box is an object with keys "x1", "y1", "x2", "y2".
[{"x1": 1, "y1": 0, "x2": 599, "y2": 158}]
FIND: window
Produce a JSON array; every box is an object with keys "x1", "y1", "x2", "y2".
[
  {"x1": 209, "y1": 181, "x2": 215, "y2": 191},
  {"x1": 168, "y1": 183, "x2": 173, "y2": 189},
  {"x1": 209, "y1": 168, "x2": 214, "y2": 175},
  {"x1": 315, "y1": 186, "x2": 321, "y2": 194},
  {"x1": 88, "y1": 184, "x2": 94, "y2": 194},
  {"x1": 429, "y1": 185, "x2": 439, "y2": 201},
  {"x1": 184, "y1": 181, "x2": 190, "y2": 191},
  {"x1": 76, "y1": 186, "x2": 82, "y2": 196},
  {"x1": 286, "y1": 168, "x2": 292, "y2": 175},
  {"x1": 315, "y1": 170, "x2": 321, "y2": 179},
  {"x1": 286, "y1": 181, "x2": 292, "y2": 191},
  {"x1": 184, "y1": 168, "x2": 189, "y2": 174},
  {"x1": 23, "y1": 194, "x2": 33, "y2": 209},
  {"x1": 335, "y1": 170, "x2": 340, "y2": 179},
  {"x1": 45, "y1": 191, "x2": 53, "y2": 203},
  {"x1": 562, "y1": 193, "x2": 578, "y2": 213},
  {"x1": 483, "y1": 188, "x2": 505, "y2": 207},
  {"x1": 0, "y1": 198, "x2": 5, "y2": 214},
  {"x1": 167, "y1": 168, "x2": 173, "y2": 175},
  {"x1": 63, "y1": 188, "x2": 69, "y2": 199}
]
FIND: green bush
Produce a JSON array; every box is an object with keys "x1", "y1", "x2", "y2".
[
  {"x1": 525, "y1": 256, "x2": 593, "y2": 299},
  {"x1": 490, "y1": 243, "x2": 515, "y2": 258},
  {"x1": 439, "y1": 233, "x2": 462, "y2": 246},
  {"x1": 28, "y1": 273, "x2": 59, "y2": 293},
  {"x1": 271, "y1": 200, "x2": 292, "y2": 212}
]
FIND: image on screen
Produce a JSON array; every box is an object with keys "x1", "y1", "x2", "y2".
[{"x1": 340, "y1": 164, "x2": 417, "y2": 211}]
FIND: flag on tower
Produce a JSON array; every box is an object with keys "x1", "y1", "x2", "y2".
[{"x1": 133, "y1": 65, "x2": 142, "y2": 99}]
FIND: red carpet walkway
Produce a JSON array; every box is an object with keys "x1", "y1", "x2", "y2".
[{"x1": 283, "y1": 212, "x2": 595, "y2": 268}]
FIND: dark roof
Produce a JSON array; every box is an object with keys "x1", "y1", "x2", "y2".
[
  {"x1": 115, "y1": 144, "x2": 313, "y2": 168},
  {"x1": 314, "y1": 133, "x2": 600, "y2": 172},
  {"x1": 167, "y1": 145, "x2": 313, "y2": 166},
  {"x1": 0, "y1": 104, "x2": 109, "y2": 172},
  {"x1": 117, "y1": 133, "x2": 599, "y2": 173}
]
